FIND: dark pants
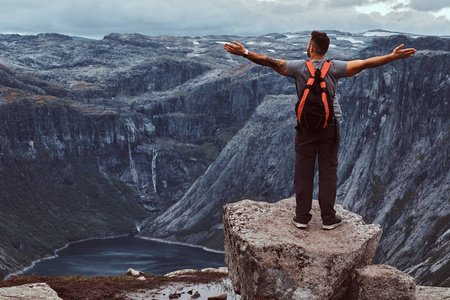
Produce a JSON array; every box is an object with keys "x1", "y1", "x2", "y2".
[{"x1": 294, "y1": 123, "x2": 340, "y2": 224}]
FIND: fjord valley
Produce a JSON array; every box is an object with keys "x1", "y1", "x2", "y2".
[{"x1": 0, "y1": 30, "x2": 448, "y2": 287}]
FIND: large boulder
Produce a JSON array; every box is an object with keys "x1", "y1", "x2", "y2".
[
  {"x1": 350, "y1": 264, "x2": 416, "y2": 300},
  {"x1": 223, "y1": 198, "x2": 382, "y2": 300}
]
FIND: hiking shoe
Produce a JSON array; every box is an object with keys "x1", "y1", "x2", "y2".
[
  {"x1": 292, "y1": 217, "x2": 308, "y2": 229},
  {"x1": 322, "y1": 216, "x2": 343, "y2": 230}
]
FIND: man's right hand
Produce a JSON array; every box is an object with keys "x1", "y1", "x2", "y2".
[
  {"x1": 223, "y1": 41, "x2": 288, "y2": 76},
  {"x1": 224, "y1": 41, "x2": 246, "y2": 56}
]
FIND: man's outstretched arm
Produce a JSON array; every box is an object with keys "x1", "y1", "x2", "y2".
[
  {"x1": 345, "y1": 44, "x2": 417, "y2": 77},
  {"x1": 224, "y1": 41, "x2": 287, "y2": 76}
]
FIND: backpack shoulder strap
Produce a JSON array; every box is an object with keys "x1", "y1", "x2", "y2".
[
  {"x1": 320, "y1": 60, "x2": 332, "y2": 78},
  {"x1": 305, "y1": 60, "x2": 315, "y2": 77}
]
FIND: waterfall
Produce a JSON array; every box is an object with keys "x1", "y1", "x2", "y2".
[
  {"x1": 126, "y1": 119, "x2": 139, "y2": 184},
  {"x1": 152, "y1": 149, "x2": 158, "y2": 194}
]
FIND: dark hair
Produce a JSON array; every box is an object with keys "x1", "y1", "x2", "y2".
[{"x1": 310, "y1": 31, "x2": 329, "y2": 56}]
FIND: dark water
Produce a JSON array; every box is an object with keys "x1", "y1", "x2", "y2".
[{"x1": 21, "y1": 236, "x2": 225, "y2": 277}]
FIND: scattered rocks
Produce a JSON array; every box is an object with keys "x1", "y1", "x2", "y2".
[
  {"x1": 223, "y1": 198, "x2": 383, "y2": 300},
  {"x1": 126, "y1": 268, "x2": 142, "y2": 276},
  {"x1": 201, "y1": 267, "x2": 229, "y2": 275},
  {"x1": 166, "y1": 289, "x2": 227, "y2": 299},
  {"x1": 165, "y1": 267, "x2": 228, "y2": 277},
  {"x1": 169, "y1": 292, "x2": 183, "y2": 299},
  {"x1": 351, "y1": 265, "x2": 416, "y2": 300},
  {"x1": 126, "y1": 268, "x2": 146, "y2": 281},
  {"x1": 208, "y1": 293, "x2": 228, "y2": 299},
  {"x1": 123, "y1": 275, "x2": 234, "y2": 300},
  {"x1": 127, "y1": 268, "x2": 144, "y2": 276},
  {"x1": 168, "y1": 290, "x2": 202, "y2": 299},
  {"x1": 0, "y1": 283, "x2": 62, "y2": 300},
  {"x1": 165, "y1": 269, "x2": 199, "y2": 277}
]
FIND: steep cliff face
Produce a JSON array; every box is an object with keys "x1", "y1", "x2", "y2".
[
  {"x1": 335, "y1": 37, "x2": 449, "y2": 287},
  {"x1": 0, "y1": 31, "x2": 448, "y2": 286},
  {"x1": 0, "y1": 97, "x2": 150, "y2": 279}
]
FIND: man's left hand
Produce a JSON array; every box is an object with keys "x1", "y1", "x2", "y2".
[{"x1": 391, "y1": 44, "x2": 417, "y2": 60}]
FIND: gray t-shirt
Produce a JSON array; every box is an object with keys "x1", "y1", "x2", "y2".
[{"x1": 286, "y1": 59, "x2": 347, "y2": 118}]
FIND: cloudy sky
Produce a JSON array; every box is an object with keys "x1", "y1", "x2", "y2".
[{"x1": 1, "y1": 0, "x2": 448, "y2": 38}]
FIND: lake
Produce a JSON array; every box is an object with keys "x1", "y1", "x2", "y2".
[{"x1": 20, "y1": 236, "x2": 226, "y2": 277}]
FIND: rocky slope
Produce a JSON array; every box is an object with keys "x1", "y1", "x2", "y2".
[{"x1": 0, "y1": 30, "x2": 448, "y2": 286}]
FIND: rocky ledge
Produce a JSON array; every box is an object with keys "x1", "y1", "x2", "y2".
[
  {"x1": 0, "y1": 268, "x2": 232, "y2": 299},
  {"x1": 223, "y1": 198, "x2": 421, "y2": 300},
  {"x1": 1, "y1": 266, "x2": 449, "y2": 299}
]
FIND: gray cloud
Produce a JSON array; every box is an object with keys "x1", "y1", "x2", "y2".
[
  {"x1": 0, "y1": 0, "x2": 448, "y2": 38},
  {"x1": 409, "y1": 0, "x2": 450, "y2": 12},
  {"x1": 327, "y1": 0, "x2": 373, "y2": 8}
]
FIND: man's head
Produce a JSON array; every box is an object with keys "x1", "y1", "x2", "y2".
[{"x1": 307, "y1": 31, "x2": 329, "y2": 58}]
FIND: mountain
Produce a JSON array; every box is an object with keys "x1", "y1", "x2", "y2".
[{"x1": 0, "y1": 31, "x2": 448, "y2": 286}]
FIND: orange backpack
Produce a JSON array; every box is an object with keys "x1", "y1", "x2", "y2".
[{"x1": 295, "y1": 60, "x2": 333, "y2": 130}]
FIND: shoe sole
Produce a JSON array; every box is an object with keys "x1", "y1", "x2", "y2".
[
  {"x1": 322, "y1": 221, "x2": 343, "y2": 230},
  {"x1": 292, "y1": 219, "x2": 307, "y2": 229}
]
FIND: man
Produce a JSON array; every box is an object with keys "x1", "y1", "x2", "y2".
[{"x1": 224, "y1": 31, "x2": 416, "y2": 230}]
